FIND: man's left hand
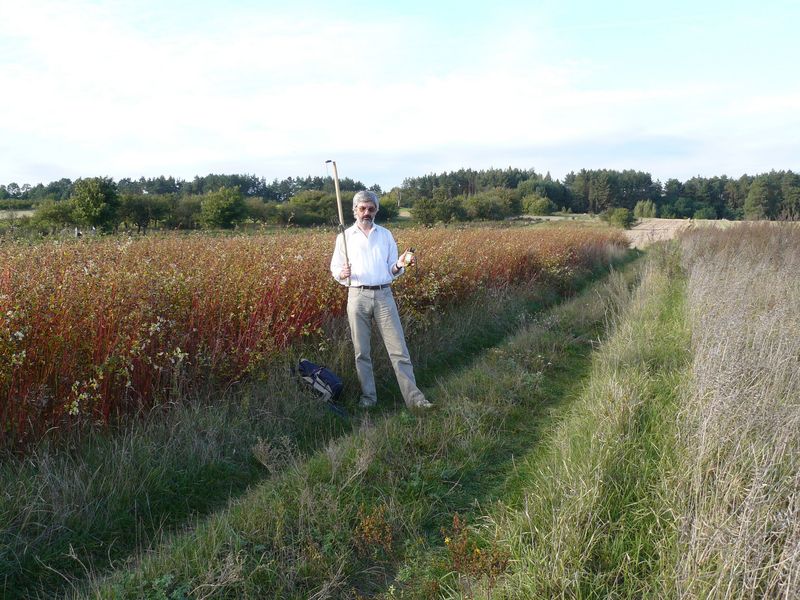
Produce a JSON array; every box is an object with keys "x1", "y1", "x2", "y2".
[{"x1": 397, "y1": 250, "x2": 416, "y2": 269}]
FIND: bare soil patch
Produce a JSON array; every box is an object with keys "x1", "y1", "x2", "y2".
[
  {"x1": 0, "y1": 209, "x2": 34, "y2": 219},
  {"x1": 625, "y1": 218, "x2": 735, "y2": 248}
]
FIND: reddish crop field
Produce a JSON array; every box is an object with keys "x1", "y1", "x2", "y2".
[{"x1": 1, "y1": 225, "x2": 626, "y2": 445}]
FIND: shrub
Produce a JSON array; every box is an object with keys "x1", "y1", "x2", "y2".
[
  {"x1": 692, "y1": 204, "x2": 717, "y2": 220},
  {"x1": 244, "y1": 198, "x2": 278, "y2": 223},
  {"x1": 433, "y1": 194, "x2": 466, "y2": 223},
  {"x1": 30, "y1": 200, "x2": 77, "y2": 232},
  {"x1": 375, "y1": 198, "x2": 399, "y2": 222},
  {"x1": 412, "y1": 197, "x2": 437, "y2": 225},
  {"x1": 119, "y1": 194, "x2": 171, "y2": 233},
  {"x1": 168, "y1": 195, "x2": 202, "y2": 229},
  {"x1": 602, "y1": 207, "x2": 635, "y2": 229},
  {"x1": 633, "y1": 199, "x2": 657, "y2": 218},
  {"x1": 285, "y1": 190, "x2": 337, "y2": 225},
  {"x1": 0, "y1": 199, "x2": 35, "y2": 210},
  {"x1": 200, "y1": 187, "x2": 247, "y2": 229},
  {"x1": 524, "y1": 194, "x2": 555, "y2": 216},
  {"x1": 464, "y1": 189, "x2": 517, "y2": 220},
  {"x1": 280, "y1": 190, "x2": 400, "y2": 226}
]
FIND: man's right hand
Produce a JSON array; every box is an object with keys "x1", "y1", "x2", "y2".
[{"x1": 340, "y1": 263, "x2": 351, "y2": 280}]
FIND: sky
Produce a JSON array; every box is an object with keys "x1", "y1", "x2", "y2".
[{"x1": 1, "y1": 0, "x2": 798, "y2": 190}]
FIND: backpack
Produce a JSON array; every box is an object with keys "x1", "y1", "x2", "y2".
[{"x1": 296, "y1": 358, "x2": 347, "y2": 417}]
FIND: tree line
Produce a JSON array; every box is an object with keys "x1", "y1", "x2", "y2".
[
  {"x1": 2, "y1": 167, "x2": 799, "y2": 234},
  {"x1": 0, "y1": 174, "x2": 395, "y2": 234},
  {"x1": 400, "y1": 167, "x2": 800, "y2": 222},
  {"x1": 0, "y1": 173, "x2": 370, "y2": 204}
]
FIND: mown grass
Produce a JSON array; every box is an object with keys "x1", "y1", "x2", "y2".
[
  {"x1": 476, "y1": 242, "x2": 689, "y2": 599},
  {"x1": 63, "y1": 256, "x2": 643, "y2": 599},
  {"x1": 0, "y1": 245, "x2": 633, "y2": 599}
]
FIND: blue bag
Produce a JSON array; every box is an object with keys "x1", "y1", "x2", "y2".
[{"x1": 296, "y1": 358, "x2": 347, "y2": 417}]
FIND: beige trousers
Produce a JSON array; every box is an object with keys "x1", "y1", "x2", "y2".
[{"x1": 347, "y1": 287, "x2": 426, "y2": 407}]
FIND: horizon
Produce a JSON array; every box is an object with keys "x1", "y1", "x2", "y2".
[
  {"x1": 2, "y1": 0, "x2": 798, "y2": 191},
  {"x1": 3, "y1": 164, "x2": 795, "y2": 195}
]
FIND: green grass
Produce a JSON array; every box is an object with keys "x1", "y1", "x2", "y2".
[
  {"x1": 63, "y1": 257, "x2": 644, "y2": 599},
  {"x1": 462, "y1": 243, "x2": 691, "y2": 599}
]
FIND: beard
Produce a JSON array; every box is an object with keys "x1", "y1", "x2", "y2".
[{"x1": 356, "y1": 214, "x2": 374, "y2": 227}]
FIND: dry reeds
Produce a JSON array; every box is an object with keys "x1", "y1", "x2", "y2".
[{"x1": 676, "y1": 223, "x2": 800, "y2": 598}]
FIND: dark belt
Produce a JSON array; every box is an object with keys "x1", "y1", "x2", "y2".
[{"x1": 352, "y1": 284, "x2": 391, "y2": 290}]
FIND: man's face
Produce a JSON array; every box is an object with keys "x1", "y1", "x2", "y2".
[{"x1": 354, "y1": 201, "x2": 378, "y2": 226}]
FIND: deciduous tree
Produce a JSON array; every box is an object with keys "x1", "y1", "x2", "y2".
[
  {"x1": 200, "y1": 187, "x2": 246, "y2": 229},
  {"x1": 71, "y1": 177, "x2": 120, "y2": 231}
]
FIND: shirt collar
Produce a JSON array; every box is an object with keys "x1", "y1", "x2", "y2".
[{"x1": 347, "y1": 222, "x2": 382, "y2": 236}]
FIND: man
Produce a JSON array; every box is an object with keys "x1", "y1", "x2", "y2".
[{"x1": 330, "y1": 190, "x2": 433, "y2": 410}]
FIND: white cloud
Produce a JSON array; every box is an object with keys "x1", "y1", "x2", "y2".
[{"x1": 1, "y1": 0, "x2": 798, "y2": 187}]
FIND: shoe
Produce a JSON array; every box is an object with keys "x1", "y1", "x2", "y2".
[
  {"x1": 411, "y1": 398, "x2": 434, "y2": 410},
  {"x1": 359, "y1": 396, "x2": 377, "y2": 408}
]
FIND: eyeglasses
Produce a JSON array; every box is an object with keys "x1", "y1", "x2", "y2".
[{"x1": 356, "y1": 205, "x2": 377, "y2": 213}]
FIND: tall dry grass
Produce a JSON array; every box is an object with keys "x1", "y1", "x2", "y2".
[{"x1": 676, "y1": 223, "x2": 800, "y2": 598}]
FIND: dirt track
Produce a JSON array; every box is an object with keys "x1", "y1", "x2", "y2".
[
  {"x1": 515, "y1": 215, "x2": 724, "y2": 249},
  {"x1": 624, "y1": 218, "x2": 736, "y2": 248},
  {"x1": 624, "y1": 218, "x2": 693, "y2": 248}
]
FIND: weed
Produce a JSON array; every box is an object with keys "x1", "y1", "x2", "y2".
[
  {"x1": 354, "y1": 504, "x2": 394, "y2": 558},
  {"x1": 441, "y1": 513, "x2": 509, "y2": 598}
]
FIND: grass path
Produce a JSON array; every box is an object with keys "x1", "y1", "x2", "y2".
[
  {"x1": 444, "y1": 246, "x2": 690, "y2": 599},
  {"x1": 74, "y1": 258, "x2": 644, "y2": 599}
]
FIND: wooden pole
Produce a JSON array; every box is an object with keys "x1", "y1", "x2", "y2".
[{"x1": 327, "y1": 160, "x2": 350, "y2": 286}]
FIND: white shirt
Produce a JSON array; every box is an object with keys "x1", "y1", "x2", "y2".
[{"x1": 330, "y1": 223, "x2": 403, "y2": 287}]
